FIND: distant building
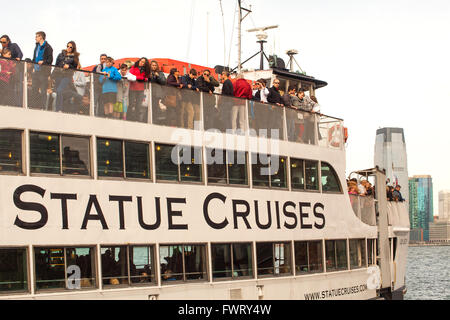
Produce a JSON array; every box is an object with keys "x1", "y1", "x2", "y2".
[
  {"x1": 409, "y1": 175, "x2": 434, "y2": 241},
  {"x1": 438, "y1": 190, "x2": 450, "y2": 221},
  {"x1": 374, "y1": 128, "x2": 409, "y2": 204},
  {"x1": 429, "y1": 221, "x2": 450, "y2": 242}
]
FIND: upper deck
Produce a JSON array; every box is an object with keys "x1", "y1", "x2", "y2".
[{"x1": 0, "y1": 58, "x2": 345, "y2": 153}]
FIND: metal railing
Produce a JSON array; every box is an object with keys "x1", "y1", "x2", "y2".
[{"x1": 0, "y1": 58, "x2": 345, "y2": 150}]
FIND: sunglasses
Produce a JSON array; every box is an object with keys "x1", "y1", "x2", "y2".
[
  {"x1": 0, "y1": 41, "x2": 6, "y2": 44},
  {"x1": 67, "y1": 46, "x2": 73, "y2": 49}
]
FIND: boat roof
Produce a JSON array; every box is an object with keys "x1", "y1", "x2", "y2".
[{"x1": 272, "y1": 68, "x2": 328, "y2": 89}]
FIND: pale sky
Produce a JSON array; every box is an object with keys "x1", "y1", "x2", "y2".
[{"x1": 3, "y1": 0, "x2": 449, "y2": 215}]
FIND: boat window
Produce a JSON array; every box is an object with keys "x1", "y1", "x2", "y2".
[
  {"x1": 35, "y1": 248, "x2": 65, "y2": 290},
  {"x1": 211, "y1": 243, "x2": 253, "y2": 280},
  {"x1": 252, "y1": 153, "x2": 270, "y2": 187},
  {"x1": 159, "y1": 245, "x2": 207, "y2": 283},
  {"x1": 270, "y1": 156, "x2": 287, "y2": 188},
  {"x1": 207, "y1": 149, "x2": 248, "y2": 186},
  {"x1": 290, "y1": 158, "x2": 305, "y2": 190},
  {"x1": 101, "y1": 246, "x2": 128, "y2": 286},
  {"x1": 325, "y1": 240, "x2": 348, "y2": 272},
  {"x1": 228, "y1": 150, "x2": 248, "y2": 185},
  {"x1": 207, "y1": 148, "x2": 227, "y2": 184},
  {"x1": 179, "y1": 146, "x2": 202, "y2": 183},
  {"x1": 252, "y1": 154, "x2": 287, "y2": 189},
  {"x1": 97, "y1": 138, "x2": 123, "y2": 178},
  {"x1": 155, "y1": 143, "x2": 179, "y2": 181},
  {"x1": 125, "y1": 141, "x2": 150, "y2": 179},
  {"x1": 321, "y1": 162, "x2": 342, "y2": 193},
  {"x1": 295, "y1": 240, "x2": 324, "y2": 275},
  {"x1": 0, "y1": 129, "x2": 23, "y2": 174},
  {"x1": 349, "y1": 239, "x2": 366, "y2": 269},
  {"x1": 212, "y1": 244, "x2": 232, "y2": 278},
  {"x1": 62, "y1": 135, "x2": 90, "y2": 176},
  {"x1": 65, "y1": 247, "x2": 96, "y2": 289},
  {"x1": 0, "y1": 248, "x2": 28, "y2": 293},
  {"x1": 129, "y1": 246, "x2": 156, "y2": 285},
  {"x1": 184, "y1": 245, "x2": 207, "y2": 280},
  {"x1": 256, "y1": 242, "x2": 292, "y2": 277},
  {"x1": 305, "y1": 160, "x2": 319, "y2": 191},
  {"x1": 30, "y1": 132, "x2": 60, "y2": 174}
]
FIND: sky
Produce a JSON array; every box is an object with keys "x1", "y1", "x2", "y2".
[{"x1": 3, "y1": 0, "x2": 449, "y2": 215}]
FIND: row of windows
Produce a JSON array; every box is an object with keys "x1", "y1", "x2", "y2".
[
  {"x1": 0, "y1": 239, "x2": 375, "y2": 294},
  {"x1": 0, "y1": 130, "x2": 342, "y2": 193}
]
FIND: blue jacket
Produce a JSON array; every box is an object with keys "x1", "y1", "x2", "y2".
[{"x1": 100, "y1": 66, "x2": 122, "y2": 94}]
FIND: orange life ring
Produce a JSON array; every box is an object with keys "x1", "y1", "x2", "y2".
[{"x1": 328, "y1": 124, "x2": 342, "y2": 147}]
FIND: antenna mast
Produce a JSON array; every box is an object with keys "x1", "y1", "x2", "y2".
[{"x1": 237, "y1": 0, "x2": 252, "y2": 74}]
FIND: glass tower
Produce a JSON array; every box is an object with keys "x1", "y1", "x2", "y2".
[{"x1": 409, "y1": 176, "x2": 434, "y2": 241}]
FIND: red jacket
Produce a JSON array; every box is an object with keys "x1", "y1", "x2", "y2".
[
  {"x1": 0, "y1": 59, "x2": 15, "y2": 83},
  {"x1": 129, "y1": 66, "x2": 148, "y2": 91},
  {"x1": 233, "y1": 78, "x2": 253, "y2": 100}
]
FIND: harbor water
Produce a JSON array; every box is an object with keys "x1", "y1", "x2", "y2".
[{"x1": 404, "y1": 245, "x2": 449, "y2": 300}]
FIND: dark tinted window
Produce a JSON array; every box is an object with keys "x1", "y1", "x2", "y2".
[
  {"x1": 35, "y1": 248, "x2": 65, "y2": 290},
  {"x1": 290, "y1": 158, "x2": 304, "y2": 190},
  {"x1": 0, "y1": 130, "x2": 22, "y2": 173},
  {"x1": 305, "y1": 160, "x2": 319, "y2": 191},
  {"x1": 321, "y1": 162, "x2": 342, "y2": 192},
  {"x1": 0, "y1": 248, "x2": 28, "y2": 292},
  {"x1": 155, "y1": 144, "x2": 178, "y2": 181},
  {"x1": 207, "y1": 148, "x2": 227, "y2": 184},
  {"x1": 270, "y1": 156, "x2": 287, "y2": 188},
  {"x1": 125, "y1": 142, "x2": 150, "y2": 179},
  {"x1": 179, "y1": 146, "x2": 202, "y2": 183},
  {"x1": 62, "y1": 135, "x2": 90, "y2": 176},
  {"x1": 97, "y1": 139, "x2": 123, "y2": 178},
  {"x1": 30, "y1": 132, "x2": 60, "y2": 174},
  {"x1": 228, "y1": 151, "x2": 248, "y2": 185}
]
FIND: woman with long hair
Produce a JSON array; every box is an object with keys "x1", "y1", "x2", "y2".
[
  {"x1": 127, "y1": 57, "x2": 150, "y2": 122},
  {"x1": 53, "y1": 41, "x2": 80, "y2": 112}
]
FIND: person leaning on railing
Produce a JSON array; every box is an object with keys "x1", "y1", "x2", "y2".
[
  {"x1": 31, "y1": 31, "x2": 53, "y2": 109},
  {"x1": 0, "y1": 48, "x2": 16, "y2": 106},
  {"x1": 128, "y1": 57, "x2": 151, "y2": 122},
  {"x1": 0, "y1": 35, "x2": 23, "y2": 61},
  {"x1": 52, "y1": 41, "x2": 79, "y2": 112}
]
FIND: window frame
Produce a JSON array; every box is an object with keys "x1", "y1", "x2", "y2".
[
  {"x1": 33, "y1": 246, "x2": 97, "y2": 292},
  {"x1": 325, "y1": 239, "x2": 348, "y2": 272},
  {"x1": 290, "y1": 157, "x2": 321, "y2": 193},
  {"x1": 154, "y1": 143, "x2": 203, "y2": 184},
  {"x1": 100, "y1": 244, "x2": 157, "y2": 288},
  {"x1": 0, "y1": 129, "x2": 25, "y2": 176},
  {"x1": 211, "y1": 242, "x2": 254, "y2": 281},
  {"x1": 251, "y1": 153, "x2": 288, "y2": 190},
  {"x1": 320, "y1": 161, "x2": 343, "y2": 194},
  {"x1": 159, "y1": 244, "x2": 208, "y2": 284},
  {"x1": 294, "y1": 240, "x2": 324, "y2": 275},
  {"x1": 29, "y1": 131, "x2": 92, "y2": 178},
  {"x1": 206, "y1": 149, "x2": 249, "y2": 187},
  {"x1": 0, "y1": 246, "x2": 29, "y2": 295},
  {"x1": 256, "y1": 241, "x2": 292, "y2": 278}
]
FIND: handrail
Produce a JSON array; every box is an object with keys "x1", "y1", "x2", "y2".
[{"x1": 0, "y1": 57, "x2": 345, "y2": 150}]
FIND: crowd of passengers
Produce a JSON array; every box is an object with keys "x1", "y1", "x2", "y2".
[
  {"x1": 347, "y1": 177, "x2": 405, "y2": 202},
  {"x1": 0, "y1": 32, "x2": 321, "y2": 136}
]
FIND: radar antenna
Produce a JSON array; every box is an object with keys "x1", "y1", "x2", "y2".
[{"x1": 285, "y1": 49, "x2": 305, "y2": 74}]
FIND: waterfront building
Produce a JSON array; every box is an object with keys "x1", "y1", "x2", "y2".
[
  {"x1": 374, "y1": 128, "x2": 409, "y2": 204},
  {"x1": 438, "y1": 190, "x2": 450, "y2": 221},
  {"x1": 429, "y1": 221, "x2": 450, "y2": 243},
  {"x1": 409, "y1": 176, "x2": 434, "y2": 241}
]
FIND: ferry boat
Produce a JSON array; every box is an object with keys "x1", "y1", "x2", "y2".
[{"x1": 0, "y1": 11, "x2": 409, "y2": 302}]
